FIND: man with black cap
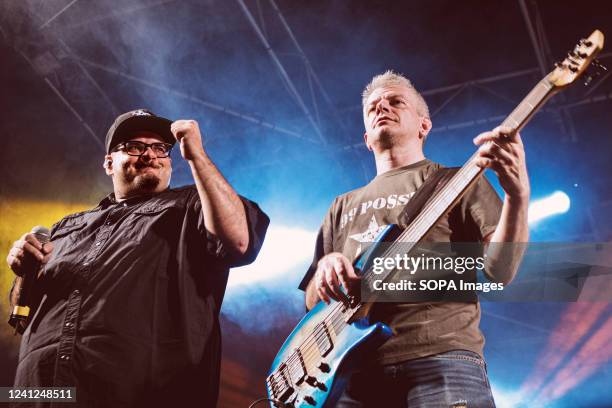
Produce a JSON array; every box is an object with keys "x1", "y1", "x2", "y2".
[{"x1": 6, "y1": 110, "x2": 270, "y2": 407}]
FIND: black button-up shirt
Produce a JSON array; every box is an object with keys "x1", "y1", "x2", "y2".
[{"x1": 13, "y1": 185, "x2": 269, "y2": 408}]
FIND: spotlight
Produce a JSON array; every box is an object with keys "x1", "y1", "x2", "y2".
[
  {"x1": 528, "y1": 191, "x2": 570, "y2": 225},
  {"x1": 228, "y1": 225, "x2": 316, "y2": 286}
]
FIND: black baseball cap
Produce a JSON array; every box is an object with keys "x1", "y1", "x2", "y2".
[{"x1": 105, "y1": 109, "x2": 175, "y2": 154}]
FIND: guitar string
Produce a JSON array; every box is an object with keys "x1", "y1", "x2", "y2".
[
  {"x1": 279, "y1": 304, "x2": 345, "y2": 374},
  {"x1": 280, "y1": 307, "x2": 350, "y2": 387},
  {"x1": 271, "y1": 301, "x2": 351, "y2": 390},
  {"x1": 269, "y1": 304, "x2": 346, "y2": 392},
  {"x1": 270, "y1": 301, "x2": 345, "y2": 383}
]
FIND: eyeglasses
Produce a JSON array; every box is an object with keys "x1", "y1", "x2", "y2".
[{"x1": 114, "y1": 141, "x2": 173, "y2": 158}]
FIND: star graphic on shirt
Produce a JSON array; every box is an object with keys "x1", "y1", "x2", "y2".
[{"x1": 349, "y1": 215, "x2": 388, "y2": 244}]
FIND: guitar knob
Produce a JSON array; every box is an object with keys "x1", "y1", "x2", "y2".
[
  {"x1": 305, "y1": 376, "x2": 328, "y2": 391},
  {"x1": 318, "y1": 362, "x2": 330, "y2": 373},
  {"x1": 305, "y1": 376, "x2": 318, "y2": 386},
  {"x1": 303, "y1": 395, "x2": 316, "y2": 405}
]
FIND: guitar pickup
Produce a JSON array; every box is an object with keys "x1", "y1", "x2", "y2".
[
  {"x1": 288, "y1": 350, "x2": 307, "y2": 385},
  {"x1": 314, "y1": 322, "x2": 333, "y2": 357}
]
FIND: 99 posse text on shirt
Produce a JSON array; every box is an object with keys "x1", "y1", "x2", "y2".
[{"x1": 340, "y1": 192, "x2": 416, "y2": 229}]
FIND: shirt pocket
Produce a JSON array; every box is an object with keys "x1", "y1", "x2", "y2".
[
  {"x1": 43, "y1": 220, "x2": 88, "y2": 281},
  {"x1": 123, "y1": 203, "x2": 178, "y2": 243}
]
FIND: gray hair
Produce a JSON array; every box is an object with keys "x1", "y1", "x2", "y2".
[{"x1": 361, "y1": 70, "x2": 430, "y2": 119}]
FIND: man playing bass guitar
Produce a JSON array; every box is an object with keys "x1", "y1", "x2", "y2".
[{"x1": 299, "y1": 70, "x2": 530, "y2": 407}]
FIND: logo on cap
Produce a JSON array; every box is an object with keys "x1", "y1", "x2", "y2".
[{"x1": 132, "y1": 109, "x2": 152, "y2": 117}]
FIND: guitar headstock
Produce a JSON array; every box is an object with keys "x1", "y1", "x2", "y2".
[{"x1": 548, "y1": 30, "x2": 605, "y2": 89}]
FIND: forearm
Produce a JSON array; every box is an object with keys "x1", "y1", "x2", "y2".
[
  {"x1": 485, "y1": 195, "x2": 529, "y2": 284},
  {"x1": 9, "y1": 276, "x2": 24, "y2": 308},
  {"x1": 188, "y1": 153, "x2": 249, "y2": 255}
]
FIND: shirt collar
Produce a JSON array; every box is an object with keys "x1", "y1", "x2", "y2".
[{"x1": 97, "y1": 191, "x2": 160, "y2": 209}]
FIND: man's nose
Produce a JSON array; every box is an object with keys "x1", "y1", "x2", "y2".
[
  {"x1": 376, "y1": 98, "x2": 391, "y2": 113},
  {"x1": 139, "y1": 146, "x2": 156, "y2": 160}
]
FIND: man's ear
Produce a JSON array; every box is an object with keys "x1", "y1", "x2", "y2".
[
  {"x1": 103, "y1": 154, "x2": 113, "y2": 176},
  {"x1": 419, "y1": 117, "x2": 432, "y2": 140},
  {"x1": 363, "y1": 132, "x2": 373, "y2": 151}
]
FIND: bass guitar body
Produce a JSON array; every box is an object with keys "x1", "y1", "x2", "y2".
[{"x1": 266, "y1": 226, "x2": 397, "y2": 407}]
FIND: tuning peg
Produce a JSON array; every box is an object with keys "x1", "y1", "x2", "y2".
[
  {"x1": 567, "y1": 56, "x2": 581, "y2": 66},
  {"x1": 572, "y1": 47, "x2": 588, "y2": 58},
  {"x1": 572, "y1": 48, "x2": 588, "y2": 58},
  {"x1": 554, "y1": 61, "x2": 569, "y2": 71},
  {"x1": 584, "y1": 76, "x2": 593, "y2": 86}
]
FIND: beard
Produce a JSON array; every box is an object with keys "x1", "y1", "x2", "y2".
[
  {"x1": 134, "y1": 173, "x2": 161, "y2": 190},
  {"x1": 122, "y1": 162, "x2": 162, "y2": 192}
]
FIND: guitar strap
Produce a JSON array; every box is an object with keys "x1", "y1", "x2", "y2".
[
  {"x1": 391, "y1": 166, "x2": 480, "y2": 304},
  {"x1": 396, "y1": 166, "x2": 460, "y2": 231}
]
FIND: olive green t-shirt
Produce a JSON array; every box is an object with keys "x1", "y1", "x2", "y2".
[{"x1": 299, "y1": 159, "x2": 502, "y2": 364}]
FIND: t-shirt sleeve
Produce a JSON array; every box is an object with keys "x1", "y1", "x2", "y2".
[
  {"x1": 192, "y1": 191, "x2": 270, "y2": 267},
  {"x1": 458, "y1": 175, "x2": 502, "y2": 241},
  {"x1": 298, "y1": 200, "x2": 336, "y2": 291}
]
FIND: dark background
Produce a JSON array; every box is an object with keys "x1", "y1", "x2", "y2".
[{"x1": 1, "y1": 1, "x2": 611, "y2": 407}]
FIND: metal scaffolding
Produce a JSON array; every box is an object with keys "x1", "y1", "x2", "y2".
[{"x1": 3, "y1": 0, "x2": 611, "y2": 174}]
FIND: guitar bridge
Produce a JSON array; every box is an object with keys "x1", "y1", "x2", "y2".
[{"x1": 267, "y1": 363, "x2": 294, "y2": 402}]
